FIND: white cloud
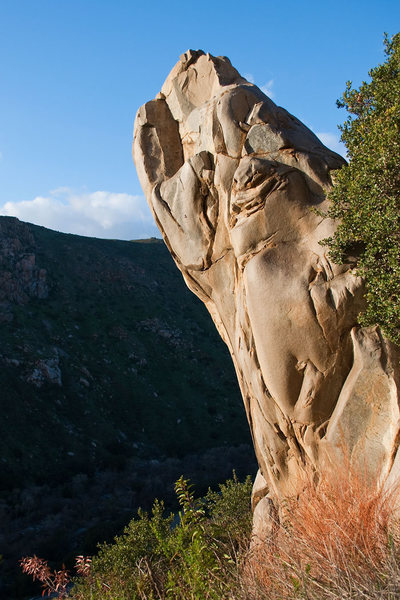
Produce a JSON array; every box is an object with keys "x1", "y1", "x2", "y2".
[
  {"x1": 315, "y1": 132, "x2": 347, "y2": 158},
  {"x1": 0, "y1": 188, "x2": 160, "y2": 240},
  {"x1": 260, "y1": 79, "x2": 274, "y2": 98},
  {"x1": 49, "y1": 186, "x2": 71, "y2": 195}
]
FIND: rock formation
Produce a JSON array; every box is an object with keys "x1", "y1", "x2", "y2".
[
  {"x1": 133, "y1": 50, "x2": 400, "y2": 533},
  {"x1": 0, "y1": 217, "x2": 48, "y2": 322}
]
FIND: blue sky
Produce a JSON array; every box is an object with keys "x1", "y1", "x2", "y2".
[{"x1": 0, "y1": 0, "x2": 399, "y2": 239}]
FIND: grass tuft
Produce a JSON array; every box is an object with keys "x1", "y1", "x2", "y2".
[{"x1": 242, "y1": 465, "x2": 400, "y2": 600}]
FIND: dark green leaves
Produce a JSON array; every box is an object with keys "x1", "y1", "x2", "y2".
[{"x1": 323, "y1": 33, "x2": 400, "y2": 343}]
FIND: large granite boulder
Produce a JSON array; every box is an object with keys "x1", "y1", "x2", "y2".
[{"x1": 133, "y1": 50, "x2": 400, "y2": 533}]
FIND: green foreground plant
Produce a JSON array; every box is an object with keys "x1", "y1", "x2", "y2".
[
  {"x1": 21, "y1": 469, "x2": 400, "y2": 600},
  {"x1": 322, "y1": 32, "x2": 400, "y2": 343},
  {"x1": 69, "y1": 473, "x2": 252, "y2": 600}
]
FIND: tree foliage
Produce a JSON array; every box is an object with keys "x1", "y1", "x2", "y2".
[{"x1": 323, "y1": 33, "x2": 400, "y2": 343}]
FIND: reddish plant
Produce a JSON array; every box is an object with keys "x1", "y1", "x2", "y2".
[
  {"x1": 20, "y1": 554, "x2": 92, "y2": 598},
  {"x1": 20, "y1": 555, "x2": 70, "y2": 598},
  {"x1": 75, "y1": 555, "x2": 92, "y2": 577},
  {"x1": 242, "y1": 465, "x2": 400, "y2": 599}
]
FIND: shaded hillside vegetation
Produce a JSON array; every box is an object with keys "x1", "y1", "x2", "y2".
[
  {"x1": 0, "y1": 216, "x2": 255, "y2": 599},
  {"x1": 0, "y1": 216, "x2": 252, "y2": 489}
]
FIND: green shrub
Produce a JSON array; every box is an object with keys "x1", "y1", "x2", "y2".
[
  {"x1": 206, "y1": 473, "x2": 253, "y2": 545},
  {"x1": 70, "y1": 473, "x2": 252, "y2": 600},
  {"x1": 323, "y1": 32, "x2": 400, "y2": 343}
]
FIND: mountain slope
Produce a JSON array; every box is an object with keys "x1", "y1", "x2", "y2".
[
  {"x1": 0, "y1": 216, "x2": 252, "y2": 490},
  {"x1": 0, "y1": 216, "x2": 257, "y2": 598}
]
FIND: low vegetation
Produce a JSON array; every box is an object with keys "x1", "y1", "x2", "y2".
[
  {"x1": 244, "y1": 467, "x2": 400, "y2": 600},
  {"x1": 21, "y1": 469, "x2": 400, "y2": 600}
]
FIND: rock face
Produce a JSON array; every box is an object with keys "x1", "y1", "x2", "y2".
[
  {"x1": 0, "y1": 217, "x2": 48, "y2": 322},
  {"x1": 133, "y1": 50, "x2": 400, "y2": 530}
]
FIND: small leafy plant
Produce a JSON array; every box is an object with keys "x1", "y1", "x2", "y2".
[{"x1": 21, "y1": 473, "x2": 252, "y2": 600}]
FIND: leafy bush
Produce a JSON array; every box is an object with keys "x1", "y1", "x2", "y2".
[
  {"x1": 206, "y1": 473, "x2": 253, "y2": 545},
  {"x1": 323, "y1": 32, "x2": 400, "y2": 343},
  {"x1": 69, "y1": 473, "x2": 252, "y2": 600}
]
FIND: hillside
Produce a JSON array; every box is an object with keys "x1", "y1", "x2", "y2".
[{"x1": 0, "y1": 216, "x2": 255, "y2": 599}]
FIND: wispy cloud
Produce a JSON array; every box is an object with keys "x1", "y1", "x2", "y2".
[
  {"x1": 244, "y1": 72, "x2": 255, "y2": 83},
  {"x1": 0, "y1": 188, "x2": 160, "y2": 240},
  {"x1": 315, "y1": 132, "x2": 347, "y2": 158},
  {"x1": 243, "y1": 72, "x2": 275, "y2": 99},
  {"x1": 261, "y1": 79, "x2": 274, "y2": 98}
]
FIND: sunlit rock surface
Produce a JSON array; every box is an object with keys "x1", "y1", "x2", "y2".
[{"x1": 133, "y1": 50, "x2": 400, "y2": 534}]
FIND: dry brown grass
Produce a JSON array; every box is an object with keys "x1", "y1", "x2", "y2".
[{"x1": 239, "y1": 465, "x2": 400, "y2": 600}]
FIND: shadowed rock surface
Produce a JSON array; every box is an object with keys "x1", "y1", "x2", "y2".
[{"x1": 133, "y1": 50, "x2": 400, "y2": 533}]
